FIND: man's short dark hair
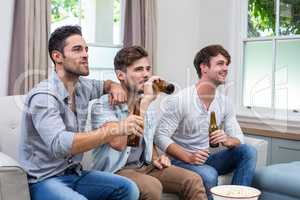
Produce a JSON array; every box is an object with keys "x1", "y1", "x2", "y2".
[
  {"x1": 114, "y1": 46, "x2": 148, "y2": 72},
  {"x1": 193, "y1": 44, "x2": 231, "y2": 78},
  {"x1": 48, "y1": 25, "x2": 82, "y2": 64}
]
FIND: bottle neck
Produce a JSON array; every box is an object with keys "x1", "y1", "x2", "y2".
[{"x1": 210, "y1": 111, "x2": 217, "y2": 126}]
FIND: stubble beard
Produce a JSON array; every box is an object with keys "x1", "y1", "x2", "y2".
[{"x1": 64, "y1": 64, "x2": 89, "y2": 77}]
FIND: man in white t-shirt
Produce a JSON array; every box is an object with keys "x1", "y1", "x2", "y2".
[{"x1": 155, "y1": 44, "x2": 257, "y2": 200}]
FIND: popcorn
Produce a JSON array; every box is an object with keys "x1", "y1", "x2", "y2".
[{"x1": 211, "y1": 185, "x2": 261, "y2": 200}]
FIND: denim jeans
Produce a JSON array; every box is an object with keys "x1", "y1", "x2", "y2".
[
  {"x1": 29, "y1": 170, "x2": 139, "y2": 200},
  {"x1": 172, "y1": 144, "x2": 257, "y2": 200}
]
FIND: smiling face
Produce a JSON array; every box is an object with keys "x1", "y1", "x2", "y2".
[
  {"x1": 117, "y1": 57, "x2": 152, "y2": 93},
  {"x1": 201, "y1": 53, "x2": 228, "y2": 85},
  {"x1": 53, "y1": 34, "x2": 89, "y2": 77}
]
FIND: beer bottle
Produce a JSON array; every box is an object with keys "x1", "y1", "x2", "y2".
[
  {"x1": 127, "y1": 99, "x2": 141, "y2": 147},
  {"x1": 153, "y1": 79, "x2": 175, "y2": 94},
  {"x1": 209, "y1": 111, "x2": 219, "y2": 148}
]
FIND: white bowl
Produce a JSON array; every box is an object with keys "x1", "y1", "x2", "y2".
[{"x1": 211, "y1": 185, "x2": 261, "y2": 200}]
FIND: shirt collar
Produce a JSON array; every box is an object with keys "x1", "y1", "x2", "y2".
[
  {"x1": 50, "y1": 71, "x2": 68, "y2": 100},
  {"x1": 119, "y1": 103, "x2": 128, "y2": 112}
]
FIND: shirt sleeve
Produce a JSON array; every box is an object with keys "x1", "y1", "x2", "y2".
[
  {"x1": 29, "y1": 94, "x2": 75, "y2": 159},
  {"x1": 154, "y1": 95, "x2": 182, "y2": 152},
  {"x1": 224, "y1": 99, "x2": 244, "y2": 144},
  {"x1": 91, "y1": 95, "x2": 119, "y2": 130},
  {"x1": 88, "y1": 79, "x2": 104, "y2": 100}
]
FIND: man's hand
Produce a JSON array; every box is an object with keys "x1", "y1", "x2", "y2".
[
  {"x1": 103, "y1": 115, "x2": 144, "y2": 137},
  {"x1": 143, "y1": 76, "x2": 161, "y2": 101},
  {"x1": 209, "y1": 130, "x2": 228, "y2": 146},
  {"x1": 210, "y1": 130, "x2": 241, "y2": 148},
  {"x1": 153, "y1": 154, "x2": 171, "y2": 170},
  {"x1": 119, "y1": 114, "x2": 144, "y2": 137},
  {"x1": 139, "y1": 76, "x2": 161, "y2": 117},
  {"x1": 186, "y1": 149, "x2": 209, "y2": 165},
  {"x1": 108, "y1": 82, "x2": 127, "y2": 105}
]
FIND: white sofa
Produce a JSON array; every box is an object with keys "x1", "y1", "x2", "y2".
[{"x1": 0, "y1": 95, "x2": 268, "y2": 200}]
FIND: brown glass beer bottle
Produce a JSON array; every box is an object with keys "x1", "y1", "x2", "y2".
[
  {"x1": 153, "y1": 79, "x2": 175, "y2": 94},
  {"x1": 209, "y1": 111, "x2": 219, "y2": 148},
  {"x1": 127, "y1": 100, "x2": 141, "y2": 147}
]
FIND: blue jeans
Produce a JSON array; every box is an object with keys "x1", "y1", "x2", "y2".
[
  {"x1": 172, "y1": 144, "x2": 257, "y2": 200},
  {"x1": 29, "y1": 170, "x2": 139, "y2": 200}
]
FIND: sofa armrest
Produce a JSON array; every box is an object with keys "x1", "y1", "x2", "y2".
[
  {"x1": 244, "y1": 136, "x2": 268, "y2": 169},
  {"x1": 210, "y1": 136, "x2": 268, "y2": 169},
  {"x1": 217, "y1": 136, "x2": 268, "y2": 185},
  {"x1": 0, "y1": 152, "x2": 30, "y2": 200},
  {"x1": 0, "y1": 152, "x2": 21, "y2": 167}
]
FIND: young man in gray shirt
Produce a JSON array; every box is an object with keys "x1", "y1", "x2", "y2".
[
  {"x1": 19, "y1": 25, "x2": 139, "y2": 200},
  {"x1": 155, "y1": 45, "x2": 257, "y2": 200}
]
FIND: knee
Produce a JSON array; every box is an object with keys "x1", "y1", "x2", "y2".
[
  {"x1": 238, "y1": 144, "x2": 257, "y2": 161},
  {"x1": 183, "y1": 171, "x2": 206, "y2": 190},
  {"x1": 119, "y1": 178, "x2": 140, "y2": 200},
  {"x1": 141, "y1": 178, "x2": 162, "y2": 200},
  {"x1": 203, "y1": 170, "x2": 218, "y2": 188},
  {"x1": 196, "y1": 167, "x2": 218, "y2": 189}
]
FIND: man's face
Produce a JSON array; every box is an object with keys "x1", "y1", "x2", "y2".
[
  {"x1": 202, "y1": 54, "x2": 228, "y2": 85},
  {"x1": 60, "y1": 34, "x2": 89, "y2": 76},
  {"x1": 119, "y1": 57, "x2": 152, "y2": 93}
]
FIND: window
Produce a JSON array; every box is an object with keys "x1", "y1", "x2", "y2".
[
  {"x1": 51, "y1": 0, "x2": 123, "y2": 81},
  {"x1": 241, "y1": 0, "x2": 300, "y2": 122}
]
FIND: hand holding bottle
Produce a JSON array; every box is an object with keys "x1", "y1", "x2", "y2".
[{"x1": 209, "y1": 129, "x2": 228, "y2": 146}]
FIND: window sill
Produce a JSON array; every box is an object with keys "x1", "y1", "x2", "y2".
[{"x1": 237, "y1": 115, "x2": 300, "y2": 141}]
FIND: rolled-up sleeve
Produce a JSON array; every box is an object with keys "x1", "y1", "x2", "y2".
[
  {"x1": 224, "y1": 100, "x2": 244, "y2": 144},
  {"x1": 154, "y1": 95, "x2": 182, "y2": 152},
  {"x1": 91, "y1": 95, "x2": 118, "y2": 130},
  {"x1": 29, "y1": 94, "x2": 75, "y2": 159}
]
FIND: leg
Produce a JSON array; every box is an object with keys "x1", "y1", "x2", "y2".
[
  {"x1": 74, "y1": 170, "x2": 139, "y2": 200},
  {"x1": 117, "y1": 167, "x2": 163, "y2": 200},
  {"x1": 29, "y1": 175, "x2": 88, "y2": 200},
  {"x1": 172, "y1": 159, "x2": 218, "y2": 200},
  {"x1": 149, "y1": 165, "x2": 207, "y2": 200},
  {"x1": 207, "y1": 144, "x2": 257, "y2": 185}
]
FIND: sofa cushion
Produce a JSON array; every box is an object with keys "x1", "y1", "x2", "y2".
[
  {"x1": 253, "y1": 161, "x2": 300, "y2": 198},
  {"x1": 0, "y1": 95, "x2": 25, "y2": 160}
]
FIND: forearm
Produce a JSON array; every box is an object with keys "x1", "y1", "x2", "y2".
[
  {"x1": 103, "y1": 80, "x2": 113, "y2": 94},
  {"x1": 139, "y1": 96, "x2": 155, "y2": 117},
  {"x1": 71, "y1": 123, "x2": 118, "y2": 155},
  {"x1": 166, "y1": 143, "x2": 191, "y2": 163}
]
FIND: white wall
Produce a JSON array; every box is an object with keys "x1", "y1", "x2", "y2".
[
  {"x1": 156, "y1": 0, "x2": 238, "y2": 100},
  {"x1": 156, "y1": 0, "x2": 201, "y2": 89},
  {"x1": 0, "y1": 0, "x2": 14, "y2": 96}
]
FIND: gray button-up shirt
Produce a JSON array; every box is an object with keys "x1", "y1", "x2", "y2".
[{"x1": 19, "y1": 72, "x2": 103, "y2": 183}]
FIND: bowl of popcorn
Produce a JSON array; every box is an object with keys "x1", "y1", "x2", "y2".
[{"x1": 211, "y1": 185, "x2": 261, "y2": 200}]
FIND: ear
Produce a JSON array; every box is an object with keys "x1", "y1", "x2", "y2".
[
  {"x1": 51, "y1": 50, "x2": 63, "y2": 64},
  {"x1": 200, "y1": 63, "x2": 208, "y2": 74},
  {"x1": 116, "y1": 70, "x2": 126, "y2": 82}
]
